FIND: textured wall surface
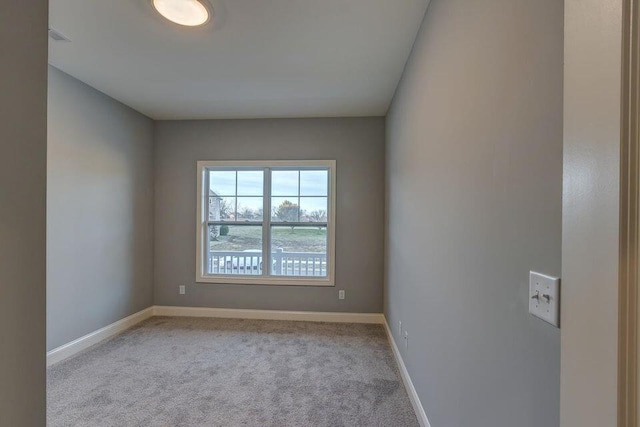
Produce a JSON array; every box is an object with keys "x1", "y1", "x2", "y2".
[
  {"x1": 385, "y1": 0, "x2": 563, "y2": 425},
  {"x1": 47, "y1": 67, "x2": 155, "y2": 351},
  {"x1": 154, "y1": 117, "x2": 385, "y2": 313},
  {"x1": 0, "y1": 1, "x2": 48, "y2": 424},
  {"x1": 561, "y1": 0, "x2": 622, "y2": 425}
]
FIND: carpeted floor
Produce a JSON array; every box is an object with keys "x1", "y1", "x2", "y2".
[{"x1": 47, "y1": 317, "x2": 419, "y2": 426}]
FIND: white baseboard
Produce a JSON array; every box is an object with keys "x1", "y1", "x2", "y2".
[
  {"x1": 153, "y1": 306, "x2": 385, "y2": 324},
  {"x1": 46, "y1": 307, "x2": 154, "y2": 366},
  {"x1": 383, "y1": 318, "x2": 431, "y2": 427}
]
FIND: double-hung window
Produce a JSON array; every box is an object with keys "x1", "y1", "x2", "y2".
[{"x1": 196, "y1": 160, "x2": 336, "y2": 286}]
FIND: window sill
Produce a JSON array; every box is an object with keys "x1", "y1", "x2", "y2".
[{"x1": 196, "y1": 275, "x2": 335, "y2": 287}]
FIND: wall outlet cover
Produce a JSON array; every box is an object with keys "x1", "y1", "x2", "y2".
[{"x1": 529, "y1": 271, "x2": 560, "y2": 327}]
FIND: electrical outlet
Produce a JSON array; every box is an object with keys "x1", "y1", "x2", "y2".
[
  {"x1": 398, "y1": 320, "x2": 402, "y2": 335},
  {"x1": 403, "y1": 330, "x2": 409, "y2": 349},
  {"x1": 179, "y1": 285, "x2": 186, "y2": 295},
  {"x1": 338, "y1": 290, "x2": 345, "y2": 300}
]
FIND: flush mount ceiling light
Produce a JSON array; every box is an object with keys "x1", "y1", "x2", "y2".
[{"x1": 152, "y1": 0, "x2": 211, "y2": 27}]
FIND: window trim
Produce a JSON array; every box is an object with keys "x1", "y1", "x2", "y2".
[{"x1": 196, "y1": 160, "x2": 336, "y2": 286}]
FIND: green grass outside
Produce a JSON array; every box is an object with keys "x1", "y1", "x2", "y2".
[{"x1": 210, "y1": 225, "x2": 327, "y2": 253}]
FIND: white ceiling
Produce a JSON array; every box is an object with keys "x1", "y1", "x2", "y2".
[{"x1": 49, "y1": 1, "x2": 428, "y2": 120}]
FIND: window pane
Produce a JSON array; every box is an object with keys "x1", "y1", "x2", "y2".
[
  {"x1": 271, "y1": 225, "x2": 327, "y2": 277},
  {"x1": 237, "y1": 170, "x2": 263, "y2": 196},
  {"x1": 208, "y1": 225, "x2": 263, "y2": 275},
  {"x1": 271, "y1": 197, "x2": 300, "y2": 222},
  {"x1": 236, "y1": 197, "x2": 263, "y2": 221},
  {"x1": 271, "y1": 170, "x2": 299, "y2": 196},
  {"x1": 300, "y1": 170, "x2": 328, "y2": 196},
  {"x1": 299, "y1": 197, "x2": 328, "y2": 221},
  {"x1": 209, "y1": 170, "x2": 236, "y2": 196}
]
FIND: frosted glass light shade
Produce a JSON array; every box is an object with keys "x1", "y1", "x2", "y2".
[{"x1": 153, "y1": 0, "x2": 210, "y2": 27}]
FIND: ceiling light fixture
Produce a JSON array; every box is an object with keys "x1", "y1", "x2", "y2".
[{"x1": 152, "y1": 0, "x2": 210, "y2": 27}]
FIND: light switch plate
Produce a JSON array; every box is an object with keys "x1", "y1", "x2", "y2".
[{"x1": 529, "y1": 271, "x2": 560, "y2": 327}]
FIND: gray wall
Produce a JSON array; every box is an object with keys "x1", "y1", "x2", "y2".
[
  {"x1": 561, "y1": 0, "x2": 622, "y2": 425},
  {"x1": 154, "y1": 118, "x2": 384, "y2": 312},
  {"x1": 0, "y1": 1, "x2": 48, "y2": 425},
  {"x1": 384, "y1": 0, "x2": 563, "y2": 426},
  {"x1": 47, "y1": 67, "x2": 155, "y2": 351}
]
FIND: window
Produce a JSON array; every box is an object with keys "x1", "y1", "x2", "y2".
[{"x1": 196, "y1": 160, "x2": 336, "y2": 286}]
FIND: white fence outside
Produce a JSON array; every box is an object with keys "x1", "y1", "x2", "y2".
[{"x1": 208, "y1": 248, "x2": 327, "y2": 277}]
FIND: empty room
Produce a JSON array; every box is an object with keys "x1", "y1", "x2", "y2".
[{"x1": 1, "y1": 0, "x2": 637, "y2": 426}]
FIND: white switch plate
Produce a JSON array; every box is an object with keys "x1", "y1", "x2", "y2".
[{"x1": 529, "y1": 271, "x2": 560, "y2": 327}]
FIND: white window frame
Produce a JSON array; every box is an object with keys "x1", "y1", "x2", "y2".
[{"x1": 196, "y1": 160, "x2": 336, "y2": 286}]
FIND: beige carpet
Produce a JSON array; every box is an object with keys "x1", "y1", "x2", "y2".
[{"x1": 47, "y1": 317, "x2": 419, "y2": 426}]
